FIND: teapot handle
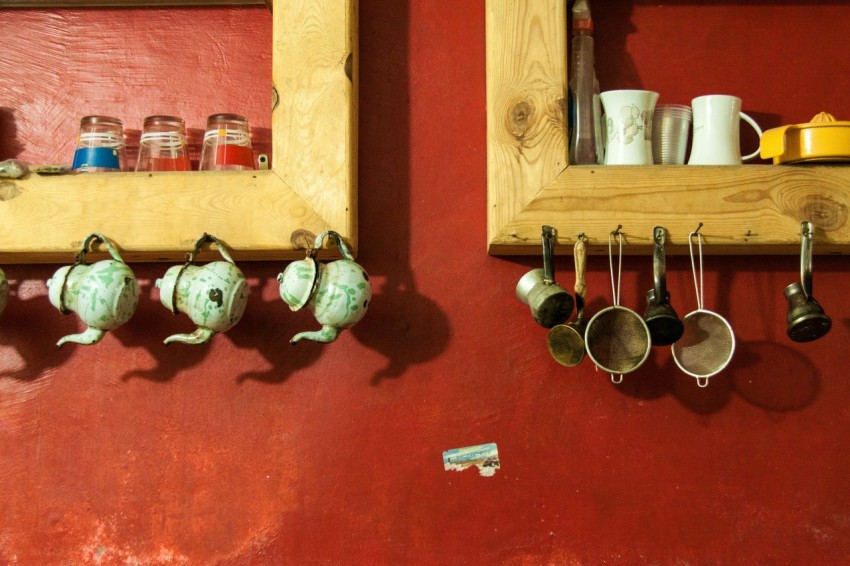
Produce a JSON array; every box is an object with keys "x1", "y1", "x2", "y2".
[
  {"x1": 312, "y1": 230, "x2": 354, "y2": 260},
  {"x1": 79, "y1": 232, "x2": 126, "y2": 264},
  {"x1": 185, "y1": 233, "x2": 236, "y2": 265}
]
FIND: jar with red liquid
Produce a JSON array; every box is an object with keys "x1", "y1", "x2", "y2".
[
  {"x1": 199, "y1": 113, "x2": 255, "y2": 171},
  {"x1": 135, "y1": 115, "x2": 191, "y2": 172}
]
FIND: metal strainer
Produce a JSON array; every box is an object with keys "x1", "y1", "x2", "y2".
[
  {"x1": 671, "y1": 229, "x2": 736, "y2": 387},
  {"x1": 584, "y1": 229, "x2": 651, "y2": 383}
]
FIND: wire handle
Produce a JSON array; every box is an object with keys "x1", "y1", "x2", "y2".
[
  {"x1": 608, "y1": 226, "x2": 623, "y2": 306},
  {"x1": 688, "y1": 229, "x2": 704, "y2": 311}
]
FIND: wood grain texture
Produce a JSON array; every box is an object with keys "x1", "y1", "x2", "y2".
[
  {"x1": 486, "y1": 0, "x2": 850, "y2": 255},
  {"x1": 0, "y1": 0, "x2": 357, "y2": 263},
  {"x1": 0, "y1": 171, "x2": 328, "y2": 263},
  {"x1": 486, "y1": 0, "x2": 568, "y2": 252},
  {"x1": 491, "y1": 164, "x2": 850, "y2": 255},
  {"x1": 272, "y1": 0, "x2": 357, "y2": 248}
]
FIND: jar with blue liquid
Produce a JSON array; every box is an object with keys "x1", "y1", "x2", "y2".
[{"x1": 72, "y1": 115, "x2": 126, "y2": 172}]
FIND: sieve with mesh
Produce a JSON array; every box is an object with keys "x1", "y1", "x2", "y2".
[
  {"x1": 547, "y1": 235, "x2": 589, "y2": 367},
  {"x1": 671, "y1": 229, "x2": 736, "y2": 387},
  {"x1": 584, "y1": 229, "x2": 651, "y2": 383}
]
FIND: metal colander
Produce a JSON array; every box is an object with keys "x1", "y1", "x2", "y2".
[
  {"x1": 584, "y1": 229, "x2": 651, "y2": 382},
  {"x1": 671, "y1": 230, "x2": 736, "y2": 387}
]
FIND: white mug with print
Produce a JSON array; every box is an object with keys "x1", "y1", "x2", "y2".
[{"x1": 600, "y1": 90, "x2": 659, "y2": 165}]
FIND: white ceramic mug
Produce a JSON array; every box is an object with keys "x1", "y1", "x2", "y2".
[
  {"x1": 688, "y1": 95, "x2": 763, "y2": 165},
  {"x1": 600, "y1": 89, "x2": 659, "y2": 165}
]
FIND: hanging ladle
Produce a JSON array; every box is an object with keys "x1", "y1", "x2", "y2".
[
  {"x1": 516, "y1": 226, "x2": 574, "y2": 328},
  {"x1": 784, "y1": 220, "x2": 831, "y2": 342},
  {"x1": 547, "y1": 234, "x2": 589, "y2": 366},
  {"x1": 643, "y1": 226, "x2": 684, "y2": 346}
]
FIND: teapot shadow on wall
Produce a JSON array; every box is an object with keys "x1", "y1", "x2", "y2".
[
  {"x1": 349, "y1": 278, "x2": 451, "y2": 385},
  {"x1": 110, "y1": 271, "x2": 324, "y2": 384},
  {"x1": 0, "y1": 268, "x2": 74, "y2": 382},
  {"x1": 111, "y1": 273, "x2": 207, "y2": 382}
]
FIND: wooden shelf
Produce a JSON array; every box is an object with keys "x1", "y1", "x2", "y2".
[
  {"x1": 485, "y1": 0, "x2": 850, "y2": 255},
  {"x1": 0, "y1": 0, "x2": 357, "y2": 263}
]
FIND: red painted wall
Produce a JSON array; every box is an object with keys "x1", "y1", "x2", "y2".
[{"x1": 2, "y1": 1, "x2": 850, "y2": 564}]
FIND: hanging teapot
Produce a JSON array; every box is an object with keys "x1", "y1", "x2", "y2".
[
  {"x1": 46, "y1": 233, "x2": 139, "y2": 347},
  {"x1": 278, "y1": 230, "x2": 371, "y2": 344},
  {"x1": 156, "y1": 233, "x2": 249, "y2": 345}
]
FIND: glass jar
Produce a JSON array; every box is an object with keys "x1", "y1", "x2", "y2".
[
  {"x1": 199, "y1": 113, "x2": 255, "y2": 171},
  {"x1": 136, "y1": 115, "x2": 191, "y2": 172},
  {"x1": 72, "y1": 115, "x2": 126, "y2": 172}
]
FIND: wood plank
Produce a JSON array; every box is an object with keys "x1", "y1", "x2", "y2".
[
  {"x1": 0, "y1": 171, "x2": 329, "y2": 263},
  {"x1": 273, "y1": 0, "x2": 358, "y2": 248},
  {"x1": 486, "y1": 0, "x2": 568, "y2": 251},
  {"x1": 0, "y1": 0, "x2": 357, "y2": 263},
  {"x1": 488, "y1": 164, "x2": 850, "y2": 255}
]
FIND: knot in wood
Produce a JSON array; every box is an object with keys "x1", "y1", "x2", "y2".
[
  {"x1": 0, "y1": 181, "x2": 20, "y2": 201},
  {"x1": 802, "y1": 197, "x2": 848, "y2": 232},
  {"x1": 508, "y1": 100, "x2": 534, "y2": 140}
]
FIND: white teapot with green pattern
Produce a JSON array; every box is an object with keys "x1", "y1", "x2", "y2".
[
  {"x1": 278, "y1": 230, "x2": 371, "y2": 344},
  {"x1": 47, "y1": 233, "x2": 139, "y2": 347},
  {"x1": 156, "y1": 233, "x2": 248, "y2": 345}
]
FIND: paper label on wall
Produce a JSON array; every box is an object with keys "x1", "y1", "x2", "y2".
[{"x1": 443, "y1": 442, "x2": 500, "y2": 477}]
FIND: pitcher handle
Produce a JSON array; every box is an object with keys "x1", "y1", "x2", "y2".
[{"x1": 740, "y1": 111, "x2": 763, "y2": 161}]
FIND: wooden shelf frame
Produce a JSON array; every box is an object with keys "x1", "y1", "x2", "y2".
[
  {"x1": 0, "y1": 0, "x2": 357, "y2": 263},
  {"x1": 485, "y1": 0, "x2": 850, "y2": 255}
]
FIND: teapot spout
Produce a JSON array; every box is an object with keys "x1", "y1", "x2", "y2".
[
  {"x1": 290, "y1": 325, "x2": 341, "y2": 345},
  {"x1": 57, "y1": 326, "x2": 105, "y2": 348},
  {"x1": 163, "y1": 327, "x2": 216, "y2": 346}
]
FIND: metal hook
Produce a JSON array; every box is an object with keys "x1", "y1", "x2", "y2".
[
  {"x1": 800, "y1": 221, "x2": 814, "y2": 299},
  {"x1": 608, "y1": 228, "x2": 624, "y2": 307},
  {"x1": 688, "y1": 227, "x2": 705, "y2": 311}
]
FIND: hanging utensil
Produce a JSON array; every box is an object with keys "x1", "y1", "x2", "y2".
[
  {"x1": 516, "y1": 226, "x2": 574, "y2": 328},
  {"x1": 548, "y1": 234, "x2": 589, "y2": 367},
  {"x1": 644, "y1": 226, "x2": 684, "y2": 346},
  {"x1": 671, "y1": 227, "x2": 736, "y2": 387},
  {"x1": 784, "y1": 221, "x2": 831, "y2": 342},
  {"x1": 584, "y1": 227, "x2": 652, "y2": 383}
]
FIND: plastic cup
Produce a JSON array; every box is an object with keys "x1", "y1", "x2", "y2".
[
  {"x1": 136, "y1": 115, "x2": 191, "y2": 172},
  {"x1": 199, "y1": 113, "x2": 255, "y2": 171},
  {"x1": 652, "y1": 104, "x2": 692, "y2": 164}
]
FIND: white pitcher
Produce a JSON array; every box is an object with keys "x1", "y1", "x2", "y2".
[{"x1": 688, "y1": 94, "x2": 763, "y2": 165}]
